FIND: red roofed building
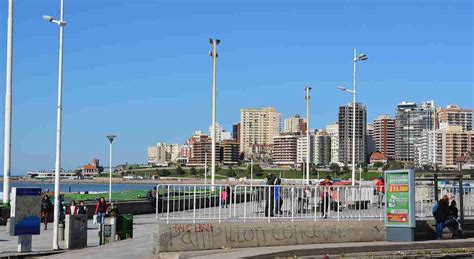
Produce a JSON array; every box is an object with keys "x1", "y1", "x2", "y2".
[
  {"x1": 370, "y1": 152, "x2": 387, "y2": 164},
  {"x1": 81, "y1": 159, "x2": 101, "y2": 176}
]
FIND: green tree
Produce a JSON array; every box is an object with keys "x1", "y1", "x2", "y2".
[
  {"x1": 158, "y1": 169, "x2": 171, "y2": 177},
  {"x1": 342, "y1": 165, "x2": 350, "y2": 175},
  {"x1": 373, "y1": 162, "x2": 384, "y2": 169},
  {"x1": 382, "y1": 160, "x2": 405, "y2": 171},
  {"x1": 358, "y1": 162, "x2": 368, "y2": 173},
  {"x1": 329, "y1": 163, "x2": 340, "y2": 174},
  {"x1": 190, "y1": 167, "x2": 197, "y2": 176},
  {"x1": 310, "y1": 163, "x2": 318, "y2": 176},
  {"x1": 176, "y1": 165, "x2": 185, "y2": 175},
  {"x1": 248, "y1": 163, "x2": 263, "y2": 177},
  {"x1": 226, "y1": 168, "x2": 237, "y2": 177}
]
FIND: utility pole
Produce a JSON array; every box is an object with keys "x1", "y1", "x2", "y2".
[
  {"x1": 3, "y1": 0, "x2": 14, "y2": 205},
  {"x1": 209, "y1": 38, "x2": 220, "y2": 187},
  {"x1": 305, "y1": 86, "x2": 311, "y2": 184}
]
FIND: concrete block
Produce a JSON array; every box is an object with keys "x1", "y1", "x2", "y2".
[
  {"x1": 65, "y1": 214, "x2": 88, "y2": 249},
  {"x1": 153, "y1": 220, "x2": 386, "y2": 254}
]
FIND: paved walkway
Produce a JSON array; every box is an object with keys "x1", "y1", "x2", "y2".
[
  {"x1": 1, "y1": 211, "x2": 473, "y2": 259},
  {"x1": 158, "y1": 239, "x2": 474, "y2": 259},
  {"x1": 0, "y1": 214, "x2": 157, "y2": 258}
]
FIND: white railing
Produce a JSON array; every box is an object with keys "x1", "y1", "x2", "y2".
[
  {"x1": 155, "y1": 183, "x2": 474, "y2": 223},
  {"x1": 232, "y1": 185, "x2": 384, "y2": 222},
  {"x1": 155, "y1": 184, "x2": 232, "y2": 223},
  {"x1": 415, "y1": 185, "x2": 474, "y2": 219}
]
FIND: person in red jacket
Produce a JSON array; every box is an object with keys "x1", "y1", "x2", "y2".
[
  {"x1": 375, "y1": 176, "x2": 385, "y2": 208},
  {"x1": 95, "y1": 197, "x2": 107, "y2": 224},
  {"x1": 320, "y1": 175, "x2": 333, "y2": 218}
]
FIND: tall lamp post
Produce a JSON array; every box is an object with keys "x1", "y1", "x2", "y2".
[
  {"x1": 106, "y1": 135, "x2": 116, "y2": 202},
  {"x1": 305, "y1": 86, "x2": 311, "y2": 185},
  {"x1": 3, "y1": 0, "x2": 14, "y2": 205},
  {"x1": 42, "y1": 0, "x2": 66, "y2": 250},
  {"x1": 209, "y1": 38, "x2": 220, "y2": 187},
  {"x1": 336, "y1": 49, "x2": 367, "y2": 186}
]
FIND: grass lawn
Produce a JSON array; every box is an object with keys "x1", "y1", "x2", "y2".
[{"x1": 63, "y1": 190, "x2": 148, "y2": 203}]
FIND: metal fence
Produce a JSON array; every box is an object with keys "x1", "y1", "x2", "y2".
[{"x1": 155, "y1": 183, "x2": 474, "y2": 223}]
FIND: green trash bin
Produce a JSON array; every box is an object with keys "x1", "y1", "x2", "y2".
[{"x1": 118, "y1": 214, "x2": 133, "y2": 240}]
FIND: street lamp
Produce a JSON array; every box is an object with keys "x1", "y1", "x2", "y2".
[
  {"x1": 305, "y1": 86, "x2": 311, "y2": 185},
  {"x1": 3, "y1": 0, "x2": 14, "y2": 205},
  {"x1": 209, "y1": 38, "x2": 220, "y2": 188},
  {"x1": 106, "y1": 135, "x2": 117, "y2": 202},
  {"x1": 336, "y1": 48, "x2": 367, "y2": 186},
  {"x1": 43, "y1": 0, "x2": 66, "y2": 250}
]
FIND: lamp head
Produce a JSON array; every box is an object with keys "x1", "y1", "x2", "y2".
[
  {"x1": 357, "y1": 54, "x2": 368, "y2": 61},
  {"x1": 42, "y1": 15, "x2": 54, "y2": 22},
  {"x1": 106, "y1": 134, "x2": 117, "y2": 143},
  {"x1": 336, "y1": 86, "x2": 347, "y2": 91}
]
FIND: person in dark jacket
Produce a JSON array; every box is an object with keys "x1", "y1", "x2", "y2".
[
  {"x1": 446, "y1": 200, "x2": 462, "y2": 238},
  {"x1": 77, "y1": 201, "x2": 87, "y2": 215},
  {"x1": 265, "y1": 173, "x2": 277, "y2": 217},
  {"x1": 107, "y1": 201, "x2": 119, "y2": 217},
  {"x1": 434, "y1": 195, "x2": 449, "y2": 239},
  {"x1": 95, "y1": 197, "x2": 107, "y2": 224},
  {"x1": 40, "y1": 194, "x2": 52, "y2": 230}
]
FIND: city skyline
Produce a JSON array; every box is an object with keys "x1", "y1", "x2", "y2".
[{"x1": 0, "y1": 1, "x2": 472, "y2": 173}]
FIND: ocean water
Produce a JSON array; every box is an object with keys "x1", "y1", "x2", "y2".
[{"x1": 0, "y1": 181, "x2": 155, "y2": 196}]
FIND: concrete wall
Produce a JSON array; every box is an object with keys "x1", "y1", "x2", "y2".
[{"x1": 152, "y1": 220, "x2": 386, "y2": 254}]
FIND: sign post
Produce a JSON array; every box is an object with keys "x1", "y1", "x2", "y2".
[
  {"x1": 384, "y1": 169, "x2": 415, "y2": 241},
  {"x1": 10, "y1": 188, "x2": 42, "y2": 252}
]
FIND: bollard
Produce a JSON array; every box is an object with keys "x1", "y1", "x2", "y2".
[
  {"x1": 109, "y1": 217, "x2": 116, "y2": 242},
  {"x1": 6, "y1": 218, "x2": 10, "y2": 234},
  {"x1": 58, "y1": 222, "x2": 65, "y2": 241}
]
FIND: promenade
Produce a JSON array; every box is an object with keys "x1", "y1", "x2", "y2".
[
  {"x1": 0, "y1": 214, "x2": 155, "y2": 258},
  {"x1": 1, "y1": 212, "x2": 473, "y2": 258}
]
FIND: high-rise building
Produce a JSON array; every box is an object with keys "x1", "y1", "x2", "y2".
[
  {"x1": 297, "y1": 133, "x2": 315, "y2": 164},
  {"x1": 208, "y1": 123, "x2": 232, "y2": 142},
  {"x1": 147, "y1": 143, "x2": 180, "y2": 165},
  {"x1": 438, "y1": 104, "x2": 472, "y2": 131},
  {"x1": 188, "y1": 140, "x2": 219, "y2": 166},
  {"x1": 395, "y1": 101, "x2": 436, "y2": 162},
  {"x1": 325, "y1": 122, "x2": 339, "y2": 164},
  {"x1": 373, "y1": 115, "x2": 396, "y2": 160},
  {"x1": 284, "y1": 115, "x2": 306, "y2": 134},
  {"x1": 220, "y1": 139, "x2": 240, "y2": 165},
  {"x1": 338, "y1": 103, "x2": 367, "y2": 166},
  {"x1": 315, "y1": 130, "x2": 331, "y2": 166},
  {"x1": 416, "y1": 126, "x2": 474, "y2": 170},
  {"x1": 366, "y1": 123, "x2": 376, "y2": 159},
  {"x1": 240, "y1": 107, "x2": 282, "y2": 156},
  {"x1": 232, "y1": 123, "x2": 241, "y2": 143},
  {"x1": 272, "y1": 133, "x2": 299, "y2": 166},
  {"x1": 187, "y1": 131, "x2": 208, "y2": 145},
  {"x1": 436, "y1": 126, "x2": 473, "y2": 170},
  {"x1": 414, "y1": 130, "x2": 436, "y2": 168}
]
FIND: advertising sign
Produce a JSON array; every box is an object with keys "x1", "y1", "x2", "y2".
[
  {"x1": 385, "y1": 169, "x2": 415, "y2": 228},
  {"x1": 10, "y1": 188, "x2": 42, "y2": 236}
]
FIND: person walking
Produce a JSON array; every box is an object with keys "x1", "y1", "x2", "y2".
[
  {"x1": 41, "y1": 194, "x2": 52, "y2": 230},
  {"x1": 77, "y1": 201, "x2": 87, "y2": 215},
  {"x1": 375, "y1": 176, "x2": 385, "y2": 208},
  {"x1": 107, "y1": 201, "x2": 119, "y2": 217},
  {"x1": 320, "y1": 175, "x2": 333, "y2": 218},
  {"x1": 95, "y1": 197, "x2": 107, "y2": 224},
  {"x1": 274, "y1": 178, "x2": 283, "y2": 214},
  {"x1": 264, "y1": 173, "x2": 277, "y2": 217},
  {"x1": 220, "y1": 188, "x2": 228, "y2": 208},
  {"x1": 433, "y1": 195, "x2": 449, "y2": 240}
]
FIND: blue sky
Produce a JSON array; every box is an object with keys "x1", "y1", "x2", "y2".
[{"x1": 0, "y1": 0, "x2": 472, "y2": 173}]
